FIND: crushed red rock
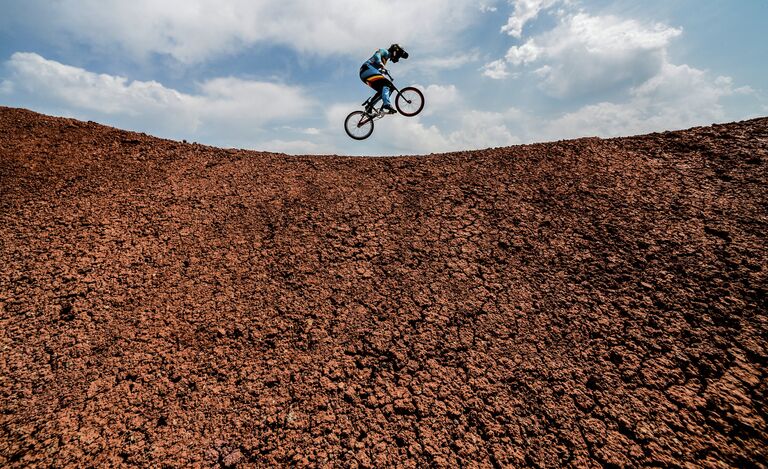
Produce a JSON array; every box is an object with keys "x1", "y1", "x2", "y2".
[{"x1": 1, "y1": 106, "x2": 766, "y2": 467}]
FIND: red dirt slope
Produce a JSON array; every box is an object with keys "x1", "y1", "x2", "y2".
[{"x1": 1, "y1": 106, "x2": 766, "y2": 467}]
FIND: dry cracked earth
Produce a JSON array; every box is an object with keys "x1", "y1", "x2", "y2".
[{"x1": 1, "y1": 106, "x2": 766, "y2": 467}]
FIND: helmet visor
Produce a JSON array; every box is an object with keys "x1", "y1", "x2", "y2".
[{"x1": 391, "y1": 47, "x2": 408, "y2": 63}]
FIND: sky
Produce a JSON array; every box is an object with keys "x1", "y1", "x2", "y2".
[{"x1": 1, "y1": 0, "x2": 766, "y2": 156}]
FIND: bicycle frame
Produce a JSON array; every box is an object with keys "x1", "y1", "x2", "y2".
[
  {"x1": 355, "y1": 104, "x2": 387, "y2": 126},
  {"x1": 361, "y1": 70, "x2": 403, "y2": 110}
]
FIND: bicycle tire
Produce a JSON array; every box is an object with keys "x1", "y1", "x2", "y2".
[
  {"x1": 395, "y1": 87, "x2": 425, "y2": 117},
  {"x1": 344, "y1": 111, "x2": 375, "y2": 140}
]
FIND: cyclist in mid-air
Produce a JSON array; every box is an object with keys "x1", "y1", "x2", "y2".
[{"x1": 359, "y1": 44, "x2": 408, "y2": 114}]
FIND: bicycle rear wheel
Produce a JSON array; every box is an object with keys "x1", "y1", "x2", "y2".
[
  {"x1": 344, "y1": 111, "x2": 375, "y2": 140},
  {"x1": 395, "y1": 87, "x2": 425, "y2": 117}
]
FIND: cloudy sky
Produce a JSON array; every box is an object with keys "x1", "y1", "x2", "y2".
[{"x1": 1, "y1": 0, "x2": 766, "y2": 156}]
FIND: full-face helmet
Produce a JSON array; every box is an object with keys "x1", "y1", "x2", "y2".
[{"x1": 388, "y1": 44, "x2": 409, "y2": 63}]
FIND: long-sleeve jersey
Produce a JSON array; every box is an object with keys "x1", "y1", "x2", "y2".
[{"x1": 364, "y1": 48, "x2": 390, "y2": 69}]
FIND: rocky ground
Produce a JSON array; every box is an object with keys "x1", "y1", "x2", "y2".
[{"x1": 0, "y1": 106, "x2": 766, "y2": 467}]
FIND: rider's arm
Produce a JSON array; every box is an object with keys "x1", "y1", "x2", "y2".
[{"x1": 371, "y1": 48, "x2": 389, "y2": 69}]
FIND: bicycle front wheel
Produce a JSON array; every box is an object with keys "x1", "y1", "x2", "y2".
[
  {"x1": 395, "y1": 87, "x2": 425, "y2": 117},
  {"x1": 344, "y1": 111, "x2": 374, "y2": 140}
]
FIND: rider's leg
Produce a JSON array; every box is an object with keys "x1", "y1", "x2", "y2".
[
  {"x1": 381, "y1": 85, "x2": 392, "y2": 107},
  {"x1": 368, "y1": 80, "x2": 387, "y2": 110},
  {"x1": 370, "y1": 91, "x2": 382, "y2": 107},
  {"x1": 360, "y1": 68, "x2": 391, "y2": 111}
]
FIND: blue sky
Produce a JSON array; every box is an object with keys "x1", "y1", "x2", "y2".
[{"x1": 1, "y1": 0, "x2": 766, "y2": 156}]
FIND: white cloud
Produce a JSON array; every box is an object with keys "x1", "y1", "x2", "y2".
[
  {"x1": 501, "y1": 0, "x2": 562, "y2": 38},
  {"x1": 378, "y1": 118, "x2": 452, "y2": 154},
  {"x1": 375, "y1": 108, "x2": 523, "y2": 155},
  {"x1": 7, "y1": 52, "x2": 191, "y2": 119},
  {"x1": 482, "y1": 59, "x2": 510, "y2": 79},
  {"x1": 326, "y1": 102, "x2": 359, "y2": 130},
  {"x1": 544, "y1": 62, "x2": 748, "y2": 140},
  {"x1": 479, "y1": 5, "x2": 763, "y2": 143},
  {"x1": 447, "y1": 110, "x2": 522, "y2": 148},
  {"x1": 196, "y1": 77, "x2": 310, "y2": 129},
  {"x1": 421, "y1": 84, "x2": 460, "y2": 116},
  {"x1": 506, "y1": 13, "x2": 682, "y2": 97},
  {"x1": 4, "y1": 52, "x2": 315, "y2": 142},
  {"x1": 0, "y1": 80, "x2": 13, "y2": 94},
  {"x1": 415, "y1": 52, "x2": 482, "y2": 71},
  {"x1": 9, "y1": 0, "x2": 484, "y2": 63},
  {"x1": 505, "y1": 40, "x2": 542, "y2": 66}
]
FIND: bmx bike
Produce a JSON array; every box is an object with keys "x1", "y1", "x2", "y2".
[{"x1": 344, "y1": 70, "x2": 425, "y2": 140}]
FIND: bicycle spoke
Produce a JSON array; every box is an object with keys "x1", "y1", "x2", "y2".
[{"x1": 345, "y1": 111, "x2": 374, "y2": 139}]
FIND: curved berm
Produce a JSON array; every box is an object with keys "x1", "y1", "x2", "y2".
[{"x1": 1, "y1": 107, "x2": 766, "y2": 467}]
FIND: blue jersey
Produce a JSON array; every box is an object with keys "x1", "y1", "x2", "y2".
[{"x1": 364, "y1": 48, "x2": 390, "y2": 69}]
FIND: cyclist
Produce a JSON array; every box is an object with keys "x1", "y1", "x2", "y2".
[{"x1": 359, "y1": 44, "x2": 409, "y2": 114}]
